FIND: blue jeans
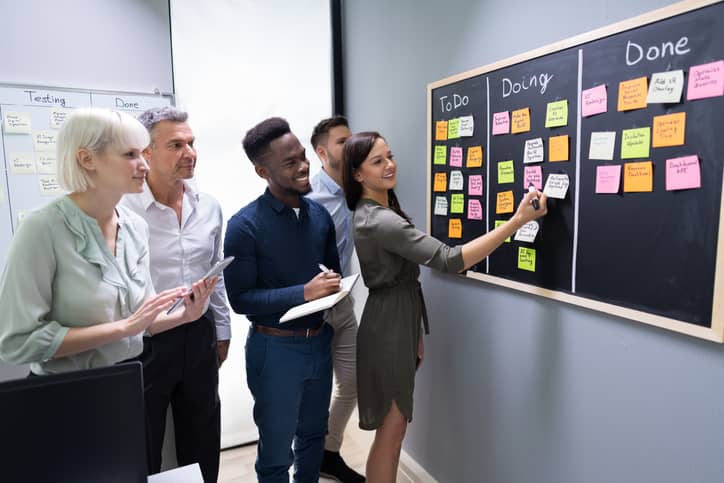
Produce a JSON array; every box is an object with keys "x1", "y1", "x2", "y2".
[{"x1": 246, "y1": 325, "x2": 333, "y2": 482}]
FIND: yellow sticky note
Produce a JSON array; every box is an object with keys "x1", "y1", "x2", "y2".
[
  {"x1": 435, "y1": 121, "x2": 448, "y2": 141},
  {"x1": 448, "y1": 118, "x2": 460, "y2": 139},
  {"x1": 433, "y1": 145, "x2": 447, "y2": 165},
  {"x1": 652, "y1": 112, "x2": 686, "y2": 148},
  {"x1": 623, "y1": 161, "x2": 653, "y2": 192},
  {"x1": 511, "y1": 108, "x2": 531, "y2": 134},
  {"x1": 449, "y1": 219, "x2": 462, "y2": 239},
  {"x1": 496, "y1": 191, "x2": 514, "y2": 214},
  {"x1": 498, "y1": 160, "x2": 514, "y2": 184},
  {"x1": 518, "y1": 247, "x2": 536, "y2": 272},
  {"x1": 621, "y1": 127, "x2": 651, "y2": 159},
  {"x1": 549, "y1": 135, "x2": 569, "y2": 162},
  {"x1": 495, "y1": 219, "x2": 511, "y2": 243},
  {"x1": 545, "y1": 100, "x2": 568, "y2": 128},
  {"x1": 433, "y1": 172, "x2": 447, "y2": 192},
  {"x1": 450, "y1": 194, "x2": 465, "y2": 214},
  {"x1": 467, "y1": 146, "x2": 483, "y2": 168},
  {"x1": 618, "y1": 76, "x2": 648, "y2": 111}
]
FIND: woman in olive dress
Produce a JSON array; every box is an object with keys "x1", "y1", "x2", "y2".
[{"x1": 342, "y1": 131, "x2": 547, "y2": 481}]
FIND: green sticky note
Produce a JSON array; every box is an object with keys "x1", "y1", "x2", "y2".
[
  {"x1": 518, "y1": 247, "x2": 536, "y2": 272},
  {"x1": 621, "y1": 127, "x2": 651, "y2": 159},
  {"x1": 447, "y1": 118, "x2": 460, "y2": 139},
  {"x1": 545, "y1": 100, "x2": 568, "y2": 128},
  {"x1": 495, "y1": 220, "x2": 510, "y2": 243},
  {"x1": 498, "y1": 160, "x2": 514, "y2": 184},
  {"x1": 433, "y1": 145, "x2": 447, "y2": 165},
  {"x1": 450, "y1": 193, "x2": 465, "y2": 214}
]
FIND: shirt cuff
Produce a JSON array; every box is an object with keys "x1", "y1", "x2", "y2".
[{"x1": 215, "y1": 324, "x2": 231, "y2": 341}]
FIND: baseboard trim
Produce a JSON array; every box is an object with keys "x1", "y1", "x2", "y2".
[{"x1": 399, "y1": 450, "x2": 438, "y2": 483}]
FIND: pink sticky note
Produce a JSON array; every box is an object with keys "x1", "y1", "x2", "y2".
[
  {"x1": 595, "y1": 165, "x2": 622, "y2": 194},
  {"x1": 523, "y1": 166, "x2": 542, "y2": 190},
  {"x1": 687, "y1": 61, "x2": 724, "y2": 100},
  {"x1": 468, "y1": 175, "x2": 483, "y2": 196},
  {"x1": 582, "y1": 85, "x2": 607, "y2": 117},
  {"x1": 666, "y1": 155, "x2": 701, "y2": 191},
  {"x1": 467, "y1": 199, "x2": 483, "y2": 220},
  {"x1": 449, "y1": 147, "x2": 463, "y2": 167},
  {"x1": 492, "y1": 111, "x2": 510, "y2": 135}
]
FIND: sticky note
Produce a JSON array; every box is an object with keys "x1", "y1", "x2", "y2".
[
  {"x1": 448, "y1": 118, "x2": 460, "y2": 139},
  {"x1": 623, "y1": 161, "x2": 653, "y2": 192},
  {"x1": 449, "y1": 147, "x2": 463, "y2": 167},
  {"x1": 39, "y1": 176, "x2": 64, "y2": 196},
  {"x1": 523, "y1": 166, "x2": 542, "y2": 190},
  {"x1": 433, "y1": 172, "x2": 447, "y2": 192},
  {"x1": 595, "y1": 165, "x2": 622, "y2": 194},
  {"x1": 498, "y1": 160, "x2": 515, "y2": 184},
  {"x1": 687, "y1": 61, "x2": 724, "y2": 101},
  {"x1": 496, "y1": 191, "x2": 514, "y2": 214},
  {"x1": 50, "y1": 108, "x2": 72, "y2": 129},
  {"x1": 35, "y1": 154, "x2": 57, "y2": 174},
  {"x1": 492, "y1": 111, "x2": 510, "y2": 135},
  {"x1": 467, "y1": 199, "x2": 483, "y2": 220},
  {"x1": 652, "y1": 112, "x2": 686, "y2": 148},
  {"x1": 449, "y1": 170, "x2": 464, "y2": 190},
  {"x1": 545, "y1": 100, "x2": 568, "y2": 128},
  {"x1": 495, "y1": 220, "x2": 511, "y2": 242},
  {"x1": 433, "y1": 195, "x2": 448, "y2": 216},
  {"x1": 514, "y1": 221, "x2": 540, "y2": 243},
  {"x1": 589, "y1": 132, "x2": 616, "y2": 160},
  {"x1": 621, "y1": 127, "x2": 650, "y2": 159},
  {"x1": 450, "y1": 193, "x2": 465, "y2": 214},
  {"x1": 647, "y1": 70, "x2": 684, "y2": 104},
  {"x1": 543, "y1": 173, "x2": 570, "y2": 199},
  {"x1": 523, "y1": 138, "x2": 544, "y2": 164},
  {"x1": 466, "y1": 146, "x2": 483, "y2": 168},
  {"x1": 582, "y1": 85, "x2": 607, "y2": 117},
  {"x1": 518, "y1": 247, "x2": 536, "y2": 272},
  {"x1": 33, "y1": 130, "x2": 57, "y2": 152},
  {"x1": 468, "y1": 175, "x2": 483, "y2": 196},
  {"x1": 9, "y1": 153, "x2": 36, "y2": 174},
  {"x1": 618, "y1": 77, "x2": 648, "y2": 111},
  {"x1": 549, "y1": 135, "x2": 569, "y2": 162},
  {"x1": 3, "y1": 112, "x2": 32, "y2": 134},
  {"x1": 434, "y1": 145, "x2": 447, "y2": 165},
  {"x1": 511, "y1": 108, "x2": 531, "y2": 134},
  {"x1": 449, "y1": 219, "x2": 462, "y2": 239},
  {"x1": 666, "y1": 155, "x2": 700, "y2": 191},
  {"x1": 458, "y1": 115, "x2": 474, "y2": 137},
  {"x1": 435, "y1": 121, "x2": 448, "y2": 141}
]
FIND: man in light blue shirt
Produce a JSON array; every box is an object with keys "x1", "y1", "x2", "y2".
[{"x1": 307, "y1": 116, "x2": 365, "y2": 482}]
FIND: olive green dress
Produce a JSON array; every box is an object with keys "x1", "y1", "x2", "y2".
[{"x1": 353, "y1": 199, "x2": 464, "y2": 430}]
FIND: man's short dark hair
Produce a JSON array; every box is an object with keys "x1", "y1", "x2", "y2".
[
  {"x1": 310, "y1": 115, "x2": 349, "y2": 150},
  {"x1": 242, "y1": 117, "x2": 291, "y2": 164}
]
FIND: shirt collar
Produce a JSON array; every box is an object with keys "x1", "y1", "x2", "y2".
[
  {"x1": 262, "y1": 188, "x2": 307, "y2": 216},
  {"x1": 139, "y1": 180, "x2": 199, "y2": 210},
  {"x1": 318, "y1": 168, "x2": 342, "y2": 195}
]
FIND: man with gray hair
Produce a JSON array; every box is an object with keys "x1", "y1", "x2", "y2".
[{"x1": 121, "y1": 106, "x2": 231, "y2": 483}]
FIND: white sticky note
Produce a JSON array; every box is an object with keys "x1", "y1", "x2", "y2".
[
  {"x1": 514, "y1": 221, "x2": 540, "y2": 243},
  {"x1": 33, "y1": 130, "x2": 57, "y2": 152},
  {"x1": 38, "y1": 176, "x2": 64, "y2": 196},
  {"x1": 9, "y1": 153, "x2": 36, "y2": 174},
  {"x1": 589, "y1": 132, "x2": 616, "y2": 160},
  {"x1": 434, "y1": 196, "x2": 448, "y2": 216},
  {"x1": 3, "y1": 111, "x2": 32, "y2": 134},
  {"x1": 523, "y1": 138, "x2": 544, "y2": 164},
  {"x1": 449, "y1": 170, "x2": 464, "y2": 190},
  {"x1": 458, "y1": 115, "x2": 474, "y2": 137},
  {"x1": 647, "y1": 70, "x2": 684, "y2": 104},
  {"x1": 49, "y1": 108, "x2": 72, "y2": 129},
  {"x1": 543, "y1": 173, "x2": 570, "y2": 199},
  {"x1": 36, "y1": 153, "x2": 58, "y2": 174}
]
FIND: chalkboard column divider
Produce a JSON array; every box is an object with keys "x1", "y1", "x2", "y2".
[
  {"x1": 571, "y1": 48, "x2": 584, "y2": 293},
  {"x1": 485, "y1": 76, "x2": 491, "y2": 274}
]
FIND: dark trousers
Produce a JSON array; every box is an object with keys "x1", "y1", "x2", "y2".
[
  {"x1": 245, "y1": 324, "x2": 333, "y2": 483},
  {"x1": 136, "y1": 314, "x2": 221, "y2": 483}
]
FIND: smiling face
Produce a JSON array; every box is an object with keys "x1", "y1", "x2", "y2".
[
  {"x1": 143, "y1": 120, "x2": 197, "y2": 181},
  {"x1": 354, "y1": 137, "x2": 397, "y2": 197},
  {"x1": 256, "y1": 132, "x2": 311, "y2": 198}
]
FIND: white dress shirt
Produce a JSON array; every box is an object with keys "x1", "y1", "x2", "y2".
[{"x1": 121, "y1": 181, "x2": 231, "y2": 340}]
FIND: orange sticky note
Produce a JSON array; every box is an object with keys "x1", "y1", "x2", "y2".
[
  {"x1": 466, "y1": 146, "x2": 483, "y2": 168},
  {"x1": 435, "y1": 121, "x2": 448, "y2": 141},
  {"x1": 652, "y1": 112, "x2": 686, "y2": 148},
  {"x1": 433, "y1": 172, "x2": 447, "y2": 192},
  {"x1": 511, "y1": 108, "x2": 531, "y2": 134},
  {"x1": 549, "y1": 135, "x2": 569, "y2": 162},
  {"x1": 496, "y1": 191, "x2": 515, "y2": 214},
  {"x1": 448, "y1": 219, "x2": 462, "y2": 239},
  {"x1": 617, "y1": 76, "x2": 648, "y2": 111},
  {"x1": 623, "y1": 161, "x2": 653, "y2": 192}
]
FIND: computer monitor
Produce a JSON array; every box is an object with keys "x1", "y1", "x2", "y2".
[{"x1": 0, "y1": 362, "x2": 147, "y2": 483}]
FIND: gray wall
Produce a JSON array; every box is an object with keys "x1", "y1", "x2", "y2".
[{"x1": 343, "y1": 1, "x2": 724, "y2": 482}]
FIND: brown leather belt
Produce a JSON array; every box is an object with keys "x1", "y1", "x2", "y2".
[{"x1": 254, "y1": 324, "x2": 325, "y2": 337}]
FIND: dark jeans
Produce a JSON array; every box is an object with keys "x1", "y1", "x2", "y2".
[{"x1": 246, "y1": 324, "x2": 333, "y2": 482}]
